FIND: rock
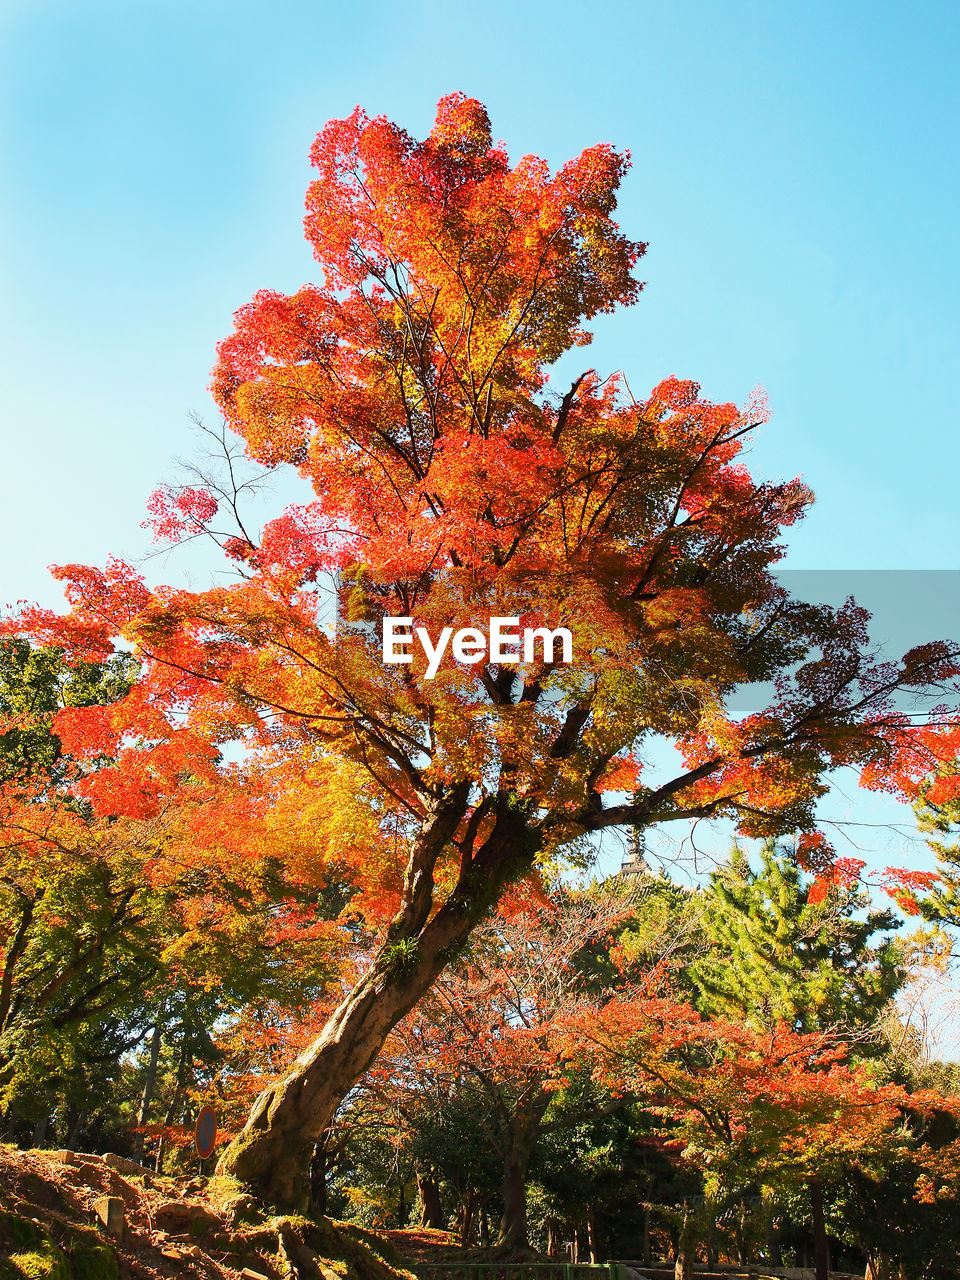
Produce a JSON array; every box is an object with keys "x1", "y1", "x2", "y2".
[
  {"x1": 154, "y1": 1200, "x2": 219, "y2": 1232},
  {"x1": 49, "y1": 1150, "x2": 76, "y2": 1165},
  {"x1": 102, "y1": 1151, "x2": 154, "y2": 1178},
  {"x1": 240, "y1": 1270, "x2": 270, "y2": 1280},
  {"x1": 220, "y1": 1192, "x2": 259, "y2": 1224},
  {"x1": 93, "y1": 1195, "x2": 124, "y2": 1240}
]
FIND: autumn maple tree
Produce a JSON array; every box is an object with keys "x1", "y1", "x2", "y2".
[
  {"x1": 559, "y1": 998, "x2": 910, "y2": 1280},
  {"x1": 10, "y1": 93, "x2": 960, "y2": 1208}
]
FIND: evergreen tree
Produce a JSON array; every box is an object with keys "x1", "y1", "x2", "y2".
[
  {"x1": 689, "y1": 842, "x2": 904, "y2": 1036},
  {"x1": 915, "y1": 780, "x2": 960, "y2": 925}
]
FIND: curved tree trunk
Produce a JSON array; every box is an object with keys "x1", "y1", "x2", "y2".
[
  {"x1": 218, "y1": 795, "x2": 537, "y2": 1209},
  {"x1": 218, "y1": 911, "x2": 476, "y2": 1206}
]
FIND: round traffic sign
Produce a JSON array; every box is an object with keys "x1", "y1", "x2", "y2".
[{"x1": 194, "y1": 1105, "x2": 217, "y2": 1160}]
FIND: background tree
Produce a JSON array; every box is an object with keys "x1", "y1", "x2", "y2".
[
  {"x1": 356, "y1": 883, "x2": 633, "y2": 1251},
  {"x1": 563, "y1": 998, "x2": 908, "y2": 1280},
  {"x1": 0, "y1": 638, "x2": 346, "y2": 1156},
  {"x1": 689, "y1": 841, "x2": 905, "y2": 1036}
]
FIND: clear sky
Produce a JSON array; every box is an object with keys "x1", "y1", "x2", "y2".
[
  {"x1": 2, "y1": 0, "x2": 958, "y2": 604},
  {"x1": 2, "y1": 1, "x2": 959, "y2": 960}
]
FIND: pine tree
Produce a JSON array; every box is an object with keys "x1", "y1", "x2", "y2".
[
  {"x1": 689, "y1": 842, "x2": 904, "y2": 1035},
  {"x1": 915, "y1": 783, "x2": 960, "y2": 925}
]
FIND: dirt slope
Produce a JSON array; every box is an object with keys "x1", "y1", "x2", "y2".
[{"x1": 0, "y1": 1145, "x2": 416, "y2": 1280}]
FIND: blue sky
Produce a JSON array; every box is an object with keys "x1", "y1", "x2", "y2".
[
  {"x1": 2, "y1": 2, "x2": 959, "y2": 914},
  {"x1": 2, "y1": 0, "x2": 958, "y2": 605}
]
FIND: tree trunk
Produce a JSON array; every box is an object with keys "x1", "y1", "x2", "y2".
[
  {"x1": 218, "y1": 792, "x2": 535, "y2": 1209},
  {"x1": 458, "y1": 1188, "x2": 477, "y2": 1245},
  {"x1": 866, "y1": 1255, "x2": 891, "y2": 1280},
  {"x1": 674, "y1": 1202, "x2": 695, "y2": 1280},
  {"x1": 735, "y1": 1197, "x2": 748, "y2": 1265},
  {"x1": 135, "y1": 1022, "x2": 162, "y2": 1155},
  {"x1": 155, "y1": 1035, "x2": 189, "y2": 1173},
  {"x1": 706, "y1": 1211, "x2": 718, "y2": 1270},
  {"x1": 586, "y1": 1206, "x2": 598, "y2": 1263},
  {"x1": 417, "y1": 1170, "x2": 444, "y2": 1229},
  {"x1": 218, "y1": 915, "x2": 473, "y2": 1207},
  {"x1": 642, "y1": 1206, "x2": 652, "y2": 1267},
  {"x1": 31, "y1": 1113, "x2": 49, "y2": 1147},
  {"x1": 496, "y1": 1090, "x2": 551, "y2": 1252},
  {"x1": 498, "y1": 1151, "x2": 528, "y2": 1251},
  {"x1": 309, "y1": 1131, "x2": 335, "y2": 1217},
  {"x1": 809, "y1": 1178, "x2": 829, "y2": 1280}
]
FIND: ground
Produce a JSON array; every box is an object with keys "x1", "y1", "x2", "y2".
[
  {"x1": 0, "y1": 1146, "x2": 416, "y2": 1280},
  {"x1": 0, "y1": 1152, "x2": 870, "y2": 1280}
]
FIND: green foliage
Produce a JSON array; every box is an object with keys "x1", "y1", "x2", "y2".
[
  {"x1": 915, "y1": 782, "x2": 960, "y2": 926},
  {"x1": 0, "y1": 639, "x2": 137, "y2": 789},
  {"x1": 529, "y1": 1070, "x2": 692, "y2": 1259},
  {"x1": 382, "y1": 938, "x2": 420, "y2": 975},
  {"x1": 690, "y1": 841, "x2": 905, "y2": 1035},
  {"x1": 612, "y1": 872, "x2": 702, "y2": 992}
]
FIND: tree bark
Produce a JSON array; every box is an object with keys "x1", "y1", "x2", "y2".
[
  {"x1": 155, "y1": 1033, "x2": 189, "y2": 1173},
  {"x1": 673, "y1": 1202, "x2": 695, "y2": 1280},
  {"x1": 498, "y1": 1151, "x2": 529, "y2": 1252},
  {"x1": 417, "y1": 1170, "x2": 444, "y2": 1229},
  {"x1": 135, "y1": 1021, "x2": 162, "y2": 1155},
  {"x1": 218, "y1": 795, "x2": 537, "y2": 1209},
  {"x1": 809, "y1": 1178, "x2": 829, "y2": 1280},
  {"x1": 458, "y1": 1189, "x2": 478, "y2": 1245},
  {"x1": 309, "y1": 1131, "x2": 337, "y2": 1217},
  {"x1": 866, "y1": 1254, "x2": 891, "y2": 1280},
  {"x1": 496, "y1": 1090, "x2": 551, "y2": 1251},
  {"x1": 735, "y1": 1197, "x2": 747, "y2": 1266},
  {"x1": 586, "y1": 1206, "x2": 598, "y2": 1263}
]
